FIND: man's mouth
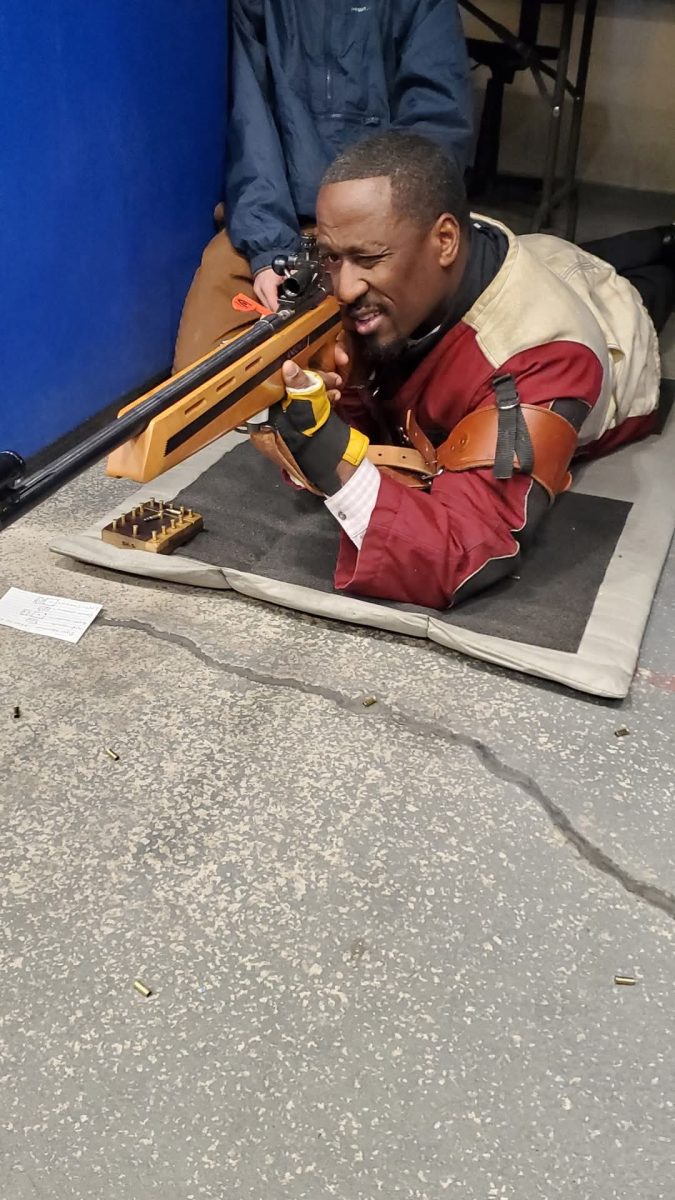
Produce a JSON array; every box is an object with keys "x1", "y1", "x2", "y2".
[{"x1": 348, "y1": 308, "x2": 385, "y2": 336}]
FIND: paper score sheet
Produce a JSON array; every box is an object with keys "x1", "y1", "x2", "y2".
[{"x1": 0, "y1": 588, "x2": 102, "y2": 644}]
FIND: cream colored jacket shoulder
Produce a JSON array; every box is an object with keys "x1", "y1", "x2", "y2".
[{"x1": 464, "y1": 218, "x2": 661, "y2": 443}]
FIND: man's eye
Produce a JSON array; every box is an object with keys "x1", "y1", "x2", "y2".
[
  {"x1": 356, "y1": 255, "x2": 382, "y2": 266},
  {"x1": 321, "y1": 253, "x2": 340, "y2": 266}
]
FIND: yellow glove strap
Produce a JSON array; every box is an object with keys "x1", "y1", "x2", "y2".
[
  {"x1": 283, "y1": 367, "x2": 370, "y2": 468},
  {"x1": 282, "y1": 369, "x2": 331, "y2": 436},
  {"x1": 343, "y1": 426, "x2": 369, "y2": 468}
]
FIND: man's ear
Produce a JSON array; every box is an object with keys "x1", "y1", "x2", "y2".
[{"x1": 435, "y1": 213, "x2": 461, "y2": 268}]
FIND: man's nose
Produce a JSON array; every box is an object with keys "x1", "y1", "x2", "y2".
[{"x1": 334, "y1": 263, "x2": 368, "y2": 306}]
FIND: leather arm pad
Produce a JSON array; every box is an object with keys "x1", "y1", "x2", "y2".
[{"x1": 436, "y1": 404, "x2": 578, "y2": 500}]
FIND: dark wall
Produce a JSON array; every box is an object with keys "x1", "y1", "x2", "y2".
[{"x1": 0, "y1": 0, "x2": 228, "y2": 456}]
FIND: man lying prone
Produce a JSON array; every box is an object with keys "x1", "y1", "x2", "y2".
[{"x1": 251, "y1": 132, "x2": 673, "y2": 608}]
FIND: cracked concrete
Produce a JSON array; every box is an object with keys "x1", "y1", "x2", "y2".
[
  {"x1": 1, "y1": 290, "x2": 674, "y2": 1197},
  {"x1": 2, "y1": 440, "x2": 675, "y2": 1200},
  {"x1": 100, "y1": 614, "x2": 675, "y2": 926}
]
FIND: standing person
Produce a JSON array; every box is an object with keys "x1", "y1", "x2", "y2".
[{"x1": 172, "y1": 0, "x2": 473, "y2": 371}]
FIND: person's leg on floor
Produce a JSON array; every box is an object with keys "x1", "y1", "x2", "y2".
[
  {"x1": 581, "y1": 226, "x2": 675, "y2": 334},
  {"x1": 172, "y1": 231, "x2": 258, "y2": 373},
  {"x1": 581, "y1": 226, "x2": 667, "y2": 273},
  {"x1": 618, "y1": 264, "x2": 675, "y2": 334}
]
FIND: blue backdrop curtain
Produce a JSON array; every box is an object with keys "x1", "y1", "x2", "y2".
[{"x1": 0, "y1": 0, "x2": 228, "y2": 456}]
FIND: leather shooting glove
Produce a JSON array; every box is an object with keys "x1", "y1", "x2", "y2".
[{"x1": 272, "y1": 363, "x2": 369, "y2": 495}]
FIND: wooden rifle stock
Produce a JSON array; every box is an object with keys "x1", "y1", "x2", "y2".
[
  {"x1": 0, "y1": 288, "x2": 341, "y2": 531},
  {"x1": 107, "y1": 294, "x2": 341, "y2": 482}
]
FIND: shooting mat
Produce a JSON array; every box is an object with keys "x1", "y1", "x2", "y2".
[{"x1": 52, "y1": 379, "x2": 675, "y2": 699}]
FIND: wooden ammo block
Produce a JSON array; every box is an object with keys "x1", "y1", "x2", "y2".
[{"x1": 101, "y1": 499, "x2": 203, "y2": 554}]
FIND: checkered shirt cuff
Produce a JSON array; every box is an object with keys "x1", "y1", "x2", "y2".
[{"x1": 324, "y1": 456, "x2": 381, "y2": 548}]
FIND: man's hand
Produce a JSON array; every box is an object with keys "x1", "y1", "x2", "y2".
[
  {"x1": 271, "y1": 362, "x2": 369, "y2": 494},
  {"x1": 308, "y1": 329, "x2": 369, "y2": 402},
  {"x1": 281, "y1": 362, "x2": 333, "y2": 430},
  {"x1": 334, "y1": 329, "x2": 370, "y2": 389},
  {"x1": 333, "y1": 334, "x2": 351, "y2": 384},
  {"x1": 295, "y1": 358, "x2": 343, "y2": 405},
  {"x1": 253, "y1": 267, "x2": 283, "y2": 312}
]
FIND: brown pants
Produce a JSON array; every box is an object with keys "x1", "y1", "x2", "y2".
[
  {"x1": 172, "y1": 231, "x2": 259, "y2": 373},
  {"x1": 173, "y1": 223, "x2": 316, "y2": 373}
]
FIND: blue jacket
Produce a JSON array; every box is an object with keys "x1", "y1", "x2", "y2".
[{"x1": 225, "y1": 0, "x2": 473, "y2": 273}]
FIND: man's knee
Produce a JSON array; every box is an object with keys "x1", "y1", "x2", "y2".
[
  {"x1": 172, "y1": 230, "x2": 257, "y2": 372},
  {"x1": 200, "y1": 230, "x2": 251, "y2": 281}
]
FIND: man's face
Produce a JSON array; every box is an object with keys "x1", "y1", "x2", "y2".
[{"x1": 316, "y1": 176, "x2": 462, "y2": 362}]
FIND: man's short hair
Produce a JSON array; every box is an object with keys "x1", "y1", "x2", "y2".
[{"x1": 322, "y1": 131, "x2": 470, "y2": 234}]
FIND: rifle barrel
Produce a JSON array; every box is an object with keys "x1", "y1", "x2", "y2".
[{"x1": 0, "y1": 306, "x2": 297, "y2": 531}]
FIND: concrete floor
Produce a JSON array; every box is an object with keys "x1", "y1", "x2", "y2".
[{"x1": 2, "y1": 201, "x2": 675, "y2": 1199}]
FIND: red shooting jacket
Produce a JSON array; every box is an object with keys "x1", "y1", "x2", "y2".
[
  {"x1": 330, "y1": 221, "x2": 661, "y2": 609},
  {"x1": 334, "y1": 334, "x2": 658, "y2": 609},
  {"x1": 335, "y1": 328, "x2": 602, "y2": 608}
]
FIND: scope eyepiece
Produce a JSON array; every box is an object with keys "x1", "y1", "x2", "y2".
[{"x1": 279, "y1": 264, "x2": 316, "y2": 299}]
